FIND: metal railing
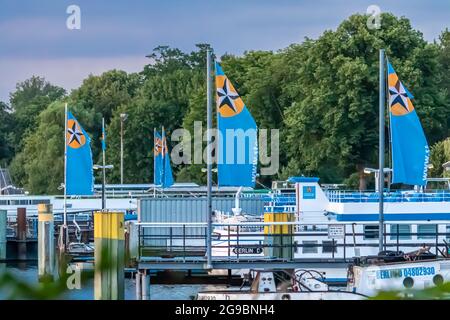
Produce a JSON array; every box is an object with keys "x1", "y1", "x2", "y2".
[
  {"x1": 326, "y1": 190, "x2": 450, "y2": 203},
  {"x1": 137, "y1": 221, "x2": 450, "y2": 262},
  {"x1": 6, "y1": 216, "x2": 38, "y2": 239},
  {"x1": 5, "y1": 211, "x2": 95, "y2": 242}
]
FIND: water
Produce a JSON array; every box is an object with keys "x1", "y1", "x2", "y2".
[{"x1": 0, "y1": 263, "x2": 227, "y2": 300}]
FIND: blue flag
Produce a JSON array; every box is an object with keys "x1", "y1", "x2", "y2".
[
  {"x1": 154, "y1": 130, "x2": 174, "y2": 188},
  {"x1": 162, "y1": 129, "x2": 174, "y2": 188},
  {"x1": 215, "y1": 62, "x2": 258, "y2": 187},
  {"x1": 153, "y1": 131, "x2": 163, "y2": 186},
  {"x1": 388, "y1": 61, "x2": 429, "y2": 186},
  {"x1": 66, "y1": 111, "x2": 94, "y2": 195}
]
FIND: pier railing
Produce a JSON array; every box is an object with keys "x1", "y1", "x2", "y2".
[
  {"x1": 5, "y1": 211, "x2": 95, "y2": 243},
  {"x1": 136, "y1": 221, "x2": 450, "y2": 264},
  {"x1": 326, "y1": 190, "x2": 450, "y2": 203}
]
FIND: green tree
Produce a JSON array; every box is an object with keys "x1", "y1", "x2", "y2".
[
  {"x1": 10, "y1": 101, "x2": 95, "y2": 194},
  {"x1": 70, "y1": 70, "x2": 141, "y2": 167},
  {"x1": 106, "y1": 99, "x2": 186, "y2": 184},
  {"x1": 283, "y1": 13, "x2": 450, "y2": 190},
  {"x1": 429, "y1": 138, "x2": 450, "y2": 178},
  {"x1": 220, "y1": 51, "x2": 284, "y2": 130},
  {"x1": 438, "y1": 29, "x2": 450, "y2": 135},
  {"x1": 7, "y1": 16, "x2": 450, "y2": 192},
  {"x1": 0, "y1": 102, "x2": 14, "y2": 165},
  {"x1": 9, "y1": 76, "x2": 66, "y2": 150},
  {"x1": 103, "y1": 44, "x2": 212, "y2": 184}
]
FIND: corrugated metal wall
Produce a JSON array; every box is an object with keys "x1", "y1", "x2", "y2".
[
  {"x1": 138, "y1": 197, "x2": 264, "y2": 223},
  {"x1": 138, "y1": 197, "x2": 265, "y2": 250}
]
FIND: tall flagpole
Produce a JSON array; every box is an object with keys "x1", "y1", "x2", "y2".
[
  {"x1": 63, "y1": 102, "x2": 68, "y2": 251},
  {"x1": 102, "y1": 117, "x2": 106, "y2": 210},
  {"x1": 162, "y1": 126, "x2": 165, "y2": 194},
  {"x1": 206, "y1": 48, "x2": 213, "y2": 269},
  {"x1": 153, "y1": 128, "x2": 156, "y2": 198},
  {"x1": 378, "y1": 49, "x2": 386, "y2": 252}
]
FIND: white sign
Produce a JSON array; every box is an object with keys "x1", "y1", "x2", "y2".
[{"x1": 328, "y1": 224, "x2": 345, "y2": 239}]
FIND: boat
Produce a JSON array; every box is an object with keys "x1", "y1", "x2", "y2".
[
  {"x1": 197, "y1": 269, "x2": 366, "y2": 300},
  {"x1": 67, "y1": 242, "x2": 95, "y2": 256},
  {"x1": 208, "y1": 52, "x2": 450, "y2": 286},
  {"x1": 198, "y1": 247, "x2": 450, "y2": 299},
  {"x1": 347, "y1": 248, "x2": 450, "y2": 297},
  {"x1": 209, "y1": 176, "x2": 450, "y2": 281}
]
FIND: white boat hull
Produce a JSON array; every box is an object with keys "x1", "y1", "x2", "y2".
[{"x1": 197, "y1": 291, "x2": 365, "y2": 300}]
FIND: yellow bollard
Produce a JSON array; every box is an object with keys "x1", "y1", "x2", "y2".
[
  {"x1": 264, "y1": 212, "x2": 294, "y2": 259},
  {"x1": 94, "y1": 211, "x2": 125, "y2": 300}
]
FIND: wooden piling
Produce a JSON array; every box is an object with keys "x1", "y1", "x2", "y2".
[
  {"x1": 38, "y1": 204, "x2": 54, "y2": 281},
  {"x1": 17, "y1": 207, "x2": 27, "y2": 260},
  {"x1": 0, "y1": 209, "x2": 6, "y2": 260},
  {"x1": 94, "y1": 211, "x2": 125, "y2": 300}
]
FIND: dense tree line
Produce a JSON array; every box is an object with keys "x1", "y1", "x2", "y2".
[{"x1": 1, "y1": 13, "x2": 450, "y2": 194}]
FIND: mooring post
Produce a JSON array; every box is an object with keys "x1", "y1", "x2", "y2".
[
  {"x1": 38, "y1": 204, "x2": 54, "y2": 282},
  {"x1": 17, "y1": 207, "x2": 27, "y2": 260},
  {"x1": 141, "y1": 269, "x2": 150, "y2": 300},
  {"x1": 264, "y1": 212, "x2": 294, "y2": 260},
  {"x1": 135, "y1": 270, "x2": 142, "y2": 300},
  {"x1": 94, "y1": 210, "x2": 125, "y2": 300},
  {"x1": 0, "y1": 209, "x2": 6, "y2": 260},
  {"x1": 128, "y1": 221, "x2": 138, "y2": 261}
]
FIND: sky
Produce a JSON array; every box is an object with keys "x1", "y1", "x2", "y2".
[{"x1": 1, "y1": 0, "x2": 449, "y2": 103}]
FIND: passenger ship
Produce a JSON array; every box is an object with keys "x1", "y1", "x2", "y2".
[
  {"x1": 211, "y1": 54, "x2": 450, "y2": 267},
  {"x1": 211, "y1": 177, "x2": 450, "y2": 260}
]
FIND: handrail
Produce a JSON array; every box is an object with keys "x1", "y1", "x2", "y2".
[
  {"x1": 138, "y1": 221, "x2": 303, "y2": 227},
  {"x1": 325, "y1": 189, "x2": 450, "y2": 203}
]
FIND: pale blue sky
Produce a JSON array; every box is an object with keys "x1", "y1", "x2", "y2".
[{"x1": 1, "y1": 0, "x2": 449, "y2": 102}]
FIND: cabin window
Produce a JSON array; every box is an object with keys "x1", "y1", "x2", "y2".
[
  {"x1": 10, "y1": 200, "x2": 28, "y2": 205},
  {"x1": 302, "y1": 241, "x2": 318, "y2": 254},
  {"x1": 363, "y1": 225, "x2": 379, "y2": 240},
  {"x1": 390, "y1": 224, "x2": 412, "y2": 240},
  {"x1": 322, "y1": 240, "x2": 337, "y2": 253},
  {"x1": 31, "y1": 199, "x2": 50, "y2": 205},
  {"x1": 417, "y1": 224, "x2": 437, "y2": 240}
]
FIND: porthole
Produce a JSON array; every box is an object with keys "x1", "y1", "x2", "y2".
[
  {"x1": 403, "y1": 277, "x2": 414, "y2": 289},
  {"x1": 433, "y1": 274, "x2": 444, "y2": 286}
]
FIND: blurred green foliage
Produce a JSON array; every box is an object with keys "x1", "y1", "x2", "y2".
[{"x1": 371, "y1": 282, "x2": 450, "y2": 300}]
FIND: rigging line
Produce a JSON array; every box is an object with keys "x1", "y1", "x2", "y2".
[
  {"x1": 386, "y1": 62, "x2": 392, "y2": 190},
  {"x1": 256, "y1": 179, "x2": 271, "y2": 190}
]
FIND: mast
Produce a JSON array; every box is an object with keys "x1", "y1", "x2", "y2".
[
  {"x1": 102, "y1": 117, "x2": 106, "y2": 210},
  {"x1": 120, "y1": 114, "x2": 124, "y2": 185},
  {"x1": 378, "y1": 49, "x2": 386, "y2": 252},
  {"x1": 162, "y1": 126, "x2": 165, "y2": 193},
  {"x1": 153, "y1": 127, "x2": 156, "y2": 198},
  {"x1": 206, "y1": 48, "x2": 213, "y2": 268},
  {"x1": 63, "y1": 102, "x2": 68, "y2": 250}
]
